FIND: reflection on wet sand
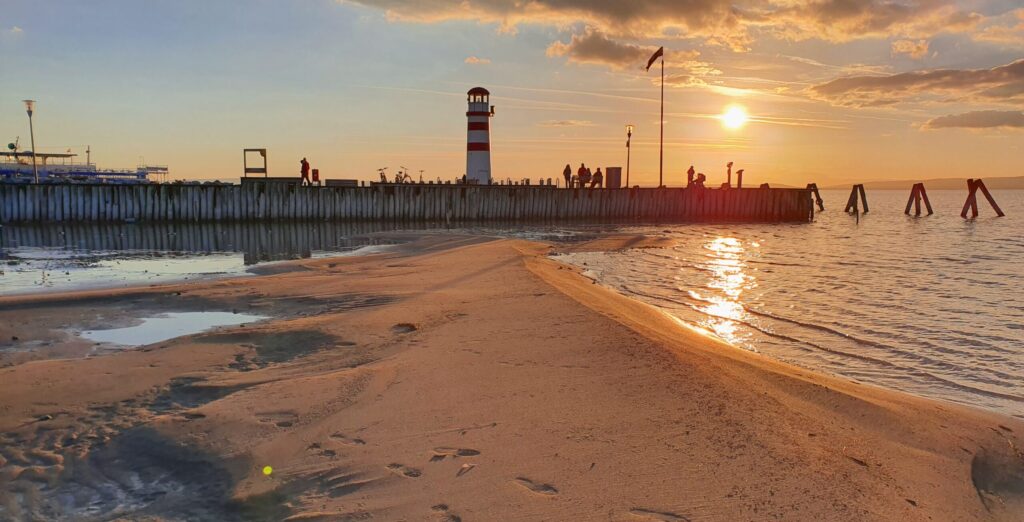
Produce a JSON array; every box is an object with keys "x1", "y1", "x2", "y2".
[{"x1": 1, "y1": 221, "x2": 423, "y2": 266}]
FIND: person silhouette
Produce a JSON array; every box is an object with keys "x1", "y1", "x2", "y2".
[
  {"x1": 687, "y1": 165, "x2": 695, "y2": 187},
  {"x1": 592, "y1": 168, "x2": 603, "y2": 188},
  {"x1": 563, "y1": 164, "x2": 572, "y2": 188},
  {"x1": 300, "y1": 158, "x2": 310, "y2": 186}
]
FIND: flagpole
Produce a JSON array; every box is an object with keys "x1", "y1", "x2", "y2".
[{"x1": 659, "y1": 56, "x2": 664, "y2": 188}]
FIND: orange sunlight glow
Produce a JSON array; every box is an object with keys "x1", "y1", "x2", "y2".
[
  {"x1": 721, "y1": 105, "x2": 749, "y2": 130},
  {"x1": 695, "y1": 237, "x2": 754, "y2": 345}
]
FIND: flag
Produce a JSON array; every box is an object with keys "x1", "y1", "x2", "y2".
[{"x1": 646, "y1": 46, "x2": 664, "y2": 71}]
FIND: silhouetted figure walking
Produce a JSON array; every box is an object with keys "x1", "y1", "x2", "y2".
[
  {"x1": 687, "y1": 165, "x2": 695, "y2": 187},
  {"x1": 563, "y1": 164, "x2": 572, "y2": 188},
  {"x1": 300, "y1": 158, "x2": 310, "y2": 186},
  {"x1": 577, "y1": 163, "x2": 587, "y2": 188},
  {"x1": 581, "y1": 166, "x2": 592, "y2": 188},
  {"x1": 592, "y1": 168, "x2": 603, "y2": 188}
]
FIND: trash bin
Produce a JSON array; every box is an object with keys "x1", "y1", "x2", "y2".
[{"x1": 605, "y1": 167, "x2": 622, "y2": 189}]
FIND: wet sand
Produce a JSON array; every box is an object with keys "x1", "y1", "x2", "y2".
[{"x1": 0, "y1": 234, "x2": 1022, "y2": 521}]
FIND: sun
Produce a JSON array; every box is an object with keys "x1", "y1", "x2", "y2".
[{"x1": 721, "y1": 105, "x2": 749, "y2": 129}]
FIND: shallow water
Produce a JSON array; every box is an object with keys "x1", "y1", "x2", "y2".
[
  {"x1": 79, "y1": 312, "x2": 266, "y2": 346},
  {"x1": 0, "y1": 221, "x2": 408, "y2": 295},
  {"x1": 557, "y1": 190, "x2": 1024, "y2": 418}
]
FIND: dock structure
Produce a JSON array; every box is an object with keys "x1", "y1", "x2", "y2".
[{"x1": 0, "y1": 183, "x2": 814, "y2": 224}]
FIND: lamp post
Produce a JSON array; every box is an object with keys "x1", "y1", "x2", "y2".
[
  {"x1": 625, "y1": 124, "x2": 634, "y2": 188},
  {"x1": 23, "y1": 100, "x2": 38, "y2": 184}
]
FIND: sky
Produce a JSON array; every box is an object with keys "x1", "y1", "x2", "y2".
[{"x1": 1, "y1": 0, "x2": 1022, "y2": 187}]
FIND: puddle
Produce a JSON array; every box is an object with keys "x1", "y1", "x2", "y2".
[{"x1": 80, "y1": 312, "x2": 266, "y2": 346}]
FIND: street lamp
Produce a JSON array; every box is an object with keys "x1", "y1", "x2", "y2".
[
  {"x1": 625, "y1": 124, "x2": 634, "y2": 188},
  {"x1": 23, "y1": 100, "x2": 38, "y2": 184}
]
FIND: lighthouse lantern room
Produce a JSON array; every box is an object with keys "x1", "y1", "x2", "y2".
[{"x1": 466, "y1": 87, "x2": 494, "y2": 185}]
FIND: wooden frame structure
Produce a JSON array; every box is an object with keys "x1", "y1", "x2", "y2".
[
  {"x1": 904, "y1": 183, "x2": 933, "y2": 216},
  {"x1": 243, "y1": 148, "x2": 268, "y2": 178},
  {"x1": 961, "y1": 179, "x2": 1004, "y2": 218}
]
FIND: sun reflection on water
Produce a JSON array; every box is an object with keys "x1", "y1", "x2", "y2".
[{"x1": 692, "y1": 237, "x2": 756, "y2": 346}]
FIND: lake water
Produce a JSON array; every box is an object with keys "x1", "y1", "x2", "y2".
[{"x1": 557, "y1": 190, "x2": 1024, "y2": 418}]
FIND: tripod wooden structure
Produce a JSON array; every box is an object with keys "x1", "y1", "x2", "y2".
[
  {"x1": 904, "y1": 183, "x2": 933, "y2": 216},
  {"x1": 960, "y1": 179, "x2": 1005, "y2": 218}
]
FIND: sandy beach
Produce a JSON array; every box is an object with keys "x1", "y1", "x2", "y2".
[{"x1": 1, "y1": 234, "x2": 1022, "y2": 521}]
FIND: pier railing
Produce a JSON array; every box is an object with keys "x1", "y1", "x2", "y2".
[{"x1": 0, "y1": 184, "x2": 814, "y2": 224}]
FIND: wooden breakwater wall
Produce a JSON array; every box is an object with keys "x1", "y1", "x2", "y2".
[{"x1": 0, "y1": 184, "x2": 814, "y2": 224}]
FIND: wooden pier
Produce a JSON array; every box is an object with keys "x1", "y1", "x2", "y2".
[{"x1": 0, "y1": 183, "x2": 814, "y2": 224}]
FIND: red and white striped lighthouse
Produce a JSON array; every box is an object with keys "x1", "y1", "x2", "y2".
[{"x1": 466, "y1": 87, "x2": 494, "y2": 184}]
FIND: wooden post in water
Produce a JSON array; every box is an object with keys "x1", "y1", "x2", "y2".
[
  {"x1": 961, "y1": 178, "x2": 1004, "y2": 218},
  {"x1": 806, "y1": 183, "x2": 824, "y2": 211},
  {"x1": 904, "y1": 183, "x2": 933, "y2": 216},
  {"x1": 844, "y1": 184, "x2": 868, "y2": 214}
]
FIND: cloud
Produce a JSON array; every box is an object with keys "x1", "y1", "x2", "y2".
[
  {"x1": 923, "y1": 110, "x2": 1024, "y2": 129},
  {"x1": 974, "y1": 8, "x2": 1024, "y2": 46},
  {"x1": 342, "y1": 0, "x2": 987, "y2": 49},
  {"x1": 537, "y1": 119, "x2": 595, "y2": 127},
  {"x1": 546, "y1": 28, "x2": 657, "y2": 69},
  {"x1": 464, "y1": 56, "x2": 491, "y2": 65},
  {"x1": 810, "y1": 58, "x2": 1024, "y2": 107},
  {"x1": 753, "y1": 1, "x2": 982, "y2": 43},
  {"x1": 891, "y1": 39, "x2": 929, "y2": 59}
]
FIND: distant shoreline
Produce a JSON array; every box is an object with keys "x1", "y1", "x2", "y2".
[{"x1": 820, "y1": 175, "x2": 1024, "y2": 191}]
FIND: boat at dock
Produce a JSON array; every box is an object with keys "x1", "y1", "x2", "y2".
[{"x1": 1, "y1": 148, "x2": 168, "y2": 185}]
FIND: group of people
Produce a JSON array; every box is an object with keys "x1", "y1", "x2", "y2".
[
  {"x1": 558, "y1": 161, "x2": 744, "y2": 189},
  {"x1": 562, "y1": 163, "x2": 604, "y2": 188}
]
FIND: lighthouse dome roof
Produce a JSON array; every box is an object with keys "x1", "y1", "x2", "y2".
[{"x1": 467, "y1": 87, "x2": 490, "y2": 96}]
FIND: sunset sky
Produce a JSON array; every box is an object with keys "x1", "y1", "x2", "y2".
[{"x1": 1, "y1": 0, "x2": 1022, "y2": 186}]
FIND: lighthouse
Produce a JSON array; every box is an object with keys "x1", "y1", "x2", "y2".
[{"x1": 466, "y1": 87, "x2": 494, "y2": 184}]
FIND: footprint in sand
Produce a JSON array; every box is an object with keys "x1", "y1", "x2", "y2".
[
  {"x1": 513, "y1": 477, "x2": 558, "y2": 496},
  {"x1": 430, "y1": 447, "x2": 480, "y2": 461},
  {"x1": 431, "y1": 503, "x2": 462, "y2": 522},
  {"x1": 391, "y1": 323, "x2": 417, "y2": 334},
  {"x1": 330, "y1": 433, "x2": 366, "y2": 446},
  {"x1": 386, "y1": 463, "x2": 422, "y2": 478},
  {"x1": 629, "y1": 508, "x2": 690, "y2": 521},
  {"x1": 256, "y1": 411, "x2": 298, "y2": 428}
]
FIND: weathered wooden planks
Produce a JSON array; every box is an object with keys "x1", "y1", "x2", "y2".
[{"x1": 0, "y1": 184, "x2": 814, "y2": 224}]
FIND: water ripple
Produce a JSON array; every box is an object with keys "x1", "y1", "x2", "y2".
[{"x1": 559, "y1": 190, "x2": 1024, "y2": 417}]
